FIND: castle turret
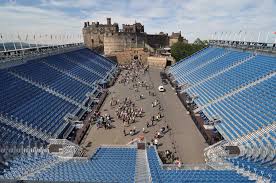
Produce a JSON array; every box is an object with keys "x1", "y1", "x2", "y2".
[{"x1": 107, "y1": 18, "x2": 111, "y2": 25}]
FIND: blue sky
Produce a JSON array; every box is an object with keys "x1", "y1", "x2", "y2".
[{"x1": 0, "y1": 0, "x2": 276, "y2": 42}]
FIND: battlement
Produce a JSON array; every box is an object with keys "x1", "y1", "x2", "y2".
[
  {"x1": 83, "y1": 18, "x2": 119, "y2": 29},
  {"x1": 82, "y1": 18, "x2": 187, "y2": 55}
]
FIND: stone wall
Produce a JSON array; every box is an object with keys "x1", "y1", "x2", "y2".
[
  {"x1": 147, "y1": 56, "x2": 167, "y2": 68},
  {"x1": 104, "y1": 33, "x2": 146, "y2": 55},
  {"x1": 107, "y1": 48, "x2": 149, "y2": 65},
  {"x1": 146, "y1": 34, "x2": 169, "y2": 49}
]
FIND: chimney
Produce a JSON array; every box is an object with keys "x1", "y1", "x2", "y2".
[
  {"x1": 84, "y1": 22, "x2": 87, "y2": 27},
  {"x1": 107, "y1": 18, "x2": 111, "y2": 25}
]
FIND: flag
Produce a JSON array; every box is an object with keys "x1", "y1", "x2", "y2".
[
  {"x1": 25, "y1": 34, "x2": 28, "y2": 41},
  {"x1": 273, "y1": 32, "x2": 276, "y2": 34}
]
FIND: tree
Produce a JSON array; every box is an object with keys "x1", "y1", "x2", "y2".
[{"x1": 171, "y1": 41, "x2": 206, "y2": 62}]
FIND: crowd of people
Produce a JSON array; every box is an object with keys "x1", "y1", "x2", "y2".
[{"x1": 91, "y1": 59, "x2": 178, "y2": 164}]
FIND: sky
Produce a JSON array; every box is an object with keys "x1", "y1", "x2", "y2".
[{"x1": 0, "y1": 0, "x2": 276, "y2": 43}]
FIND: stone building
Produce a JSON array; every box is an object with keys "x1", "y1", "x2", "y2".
[
  {"x1": 82, "y1": 18, "x2": 187, "y2": 66},
  {"x1": 83, "y1": 18, "x2": 119, "y2": 52},
  {"x1": 169, "y1": 31, "x2": 188, "y2": 46},
  {"x1": 104, "y1": 32, "x2": 146, "y2": 55},
  {"x1": 146, "y1": 32, "x2": 169, "y2": 49},
  {"x1": 122, "y1": 22, "x2": 144, "y2": 33}
]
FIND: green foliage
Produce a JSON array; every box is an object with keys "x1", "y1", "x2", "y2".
[{"x1": 171, "y1": 41, "x2": 206, "y2": 62}]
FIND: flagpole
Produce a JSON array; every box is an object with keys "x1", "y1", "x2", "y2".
[
  {"x1": 265, "y1": 31, "x2": 269, "y2": 43},
  {"x1": 18, "y1": 33, "x2": 23, "y2": 50},
  {"x1": 33, "y1": 34, "x2": 39, "y2": 51},
  {"x1": 233, "y1": 32, "x2": 237, "y2": 41},
  {"x1": 224, "y1": 32, "x2": 227, "y2": 40},
  {"x1": 257, "y1": 32, "x2": 261, "y2": 42},
  {"x1": 25, "y1": 34, "x2": 31, "y2": 49},
  {"x1": 0, "y1": 33, "x2": 7, "y2": 52},
  {"x1": 11, "y1": 34, "x2": 17, "y2": 50},
  {"x1": 239, "y1": 31, "x2": 242, "y2": 42},
  {"x1": 243, "y1": 31, "x2": 247, "y2": 42}
]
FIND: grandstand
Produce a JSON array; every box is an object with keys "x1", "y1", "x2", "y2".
[{"x1": 0, "y1": 37, "x2": 275, "y2": 183}]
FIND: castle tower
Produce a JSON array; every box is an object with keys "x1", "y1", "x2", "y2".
[{"x1": 107, "y1": 18, "x2": 111, "y2": 25}]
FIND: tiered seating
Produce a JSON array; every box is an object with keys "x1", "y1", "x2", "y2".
[
  {"x1": 178, "y1": 51, "x2": 251, "y2": 85},
  {"x1": 0, "y1": 48, "x2": 117, "y2": 145},
  {"x1": 186, "y1": 54, "x2": 275, "y2": 106},
  {"x1": 29, "y1": 147, "x2": 137, "y2": 183},
  {"x1": 66, "y1": 50, "x2": 112, "y2": 76},
  {"x1": 170, "y1": 47, "x2": 215, "y2": 74},
  {"x1": 45, "y1": 55, "x2": 102, "y2": 85},
  {"x1": 0, "y1": 71, "x2": 76, "y2": 136},
  {"x1": 0, "y1": 153, "x2": 58, "y2": 179},
  {"x1": 147, "y1": 146, "x2": 252, "y2": 183},
  {"x1": 169, "y1": 47, "x2": 276, "y2": 142},
  {"x1": 173, "y1": 47, "x2": 227, "y2": 78},
  {"x1": 0, "y1": 121, "x2": 46, "y2": 146},
  {"x1": 78, "y1": 48, "x2": 115, "y2": 69},
  {"x1": 203, "y1": 76, "x2": 275, "y2": 140},
  {"x1": 227, "y1": 156, "x2": 276, "y2": 182},
  {"x1": 10, "y1": 62, "x2": 95, "y2": 102}
]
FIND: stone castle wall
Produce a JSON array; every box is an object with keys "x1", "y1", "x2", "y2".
[
  {"x1": 108, "y1": 48, "x2": 149, "y2": 65},
  {"x1": 104, "y1": 33, "x2": 146, "y2": 55}
]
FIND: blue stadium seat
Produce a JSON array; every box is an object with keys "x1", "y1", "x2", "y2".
[{"x1": 0, "y1": 48, "x2": 117, "y2": 145}]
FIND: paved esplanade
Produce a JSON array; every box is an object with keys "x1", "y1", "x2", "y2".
[{"x1": 82, "y1": 67, "x2": 207, "y2": 163}]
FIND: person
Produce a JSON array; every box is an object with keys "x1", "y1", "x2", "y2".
[
  {"x1": 158, "y1": 112, "x2": 162, "y2": 119},
  {"x1": 156, "y1": 115, "x2": 159, "y2": 121},
  {"x1": 154, "y1": 138, "x2": 158, "y2": 147},
  {"x1": 129, "y1": 129, "x2": 134, "y2": 136},
  {"x1": 161, "y1": 127, "x2": 166, "y2": 134},
  {"x1": 166, "y1": 124, "x2": 170, "y2": 131},
  {"x1": 142, "y1": 127, "x2": 145, "y2": 133},
  {"x1": 174, "y1": 159, "x2": 181, "y2": 168},
  {"x1": 165, "y1": 150, "x2": 172, "y2": 159},
  {"x1": 157, "y1": 132, "x2": 161, "y2": 138},
  {"x1": 123, "y1": 128, "x2": 126, "y2": 136},
  {"x1": 146, "y1": 121, "x2": 150, "y2": 128}
]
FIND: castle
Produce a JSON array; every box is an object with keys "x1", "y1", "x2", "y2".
[{"x1": 82, "y1": 18, "x2": 187, "y2": 65}]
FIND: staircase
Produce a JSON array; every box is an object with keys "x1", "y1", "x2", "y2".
[
  {"x1": 144, "y1": 43, "x2": 154, "y2": 53},
  {"x1": 48, "y1": 139, "x2": 83, "y2": 157},
  {"x1": 135, "y1": 149, "x2": 151, "y2": 183}
]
